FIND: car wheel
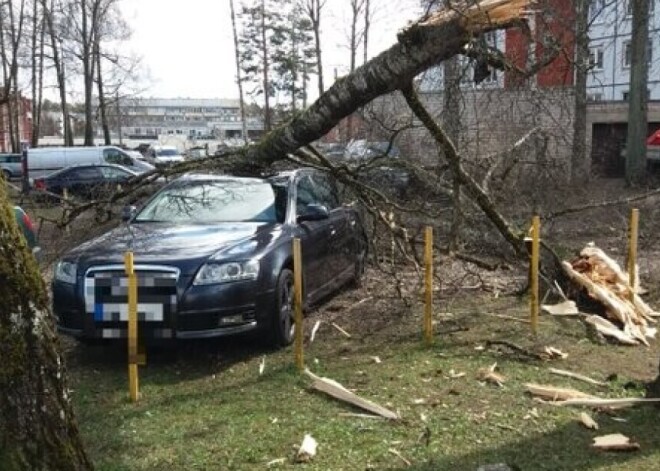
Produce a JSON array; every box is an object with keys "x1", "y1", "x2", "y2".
[
  {"x1": 1, "y1": 169, "x2": 10, "y2": 181},
  {"x1": 269, "y1": 268, "x2": 296, "y2": 347}
]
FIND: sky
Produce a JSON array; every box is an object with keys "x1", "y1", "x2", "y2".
[{"x1": 119, "y1": 0, "x2": 421, "y2": 100}]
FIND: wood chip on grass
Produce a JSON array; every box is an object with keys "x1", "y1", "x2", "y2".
[
  {"x1": 304, "y1": 369, "x2": 399, "y2": 420},
  {"x1": 592, "y1": 434, "x2": 640, "y2": 452}
]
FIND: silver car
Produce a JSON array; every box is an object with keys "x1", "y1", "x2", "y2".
[{"x1": 0, "y1": 153, "x2": 22, "y2": 180}]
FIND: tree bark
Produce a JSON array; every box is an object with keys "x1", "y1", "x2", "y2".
[
  {"x1": 363, "y1": 0, "x2": 370, "y2": 64},
  {"x1": 308, "y1": 0, "x2": 324, "y2": 97},
  {"x1": 81, "y1": 0, "x2": 96, "y2": 146},
  {"x1": 0, "y1": 183, "x2": 92, "y2": 470},
  {"x1": 571, "y1": 0, "x2": 589, "y2": 183},
  {"x1": 230, "y1": 0, "x2": 249, "y2": 144},
  {"x1": 625, "y1": 0, "x2": 650, "y2": 185}
]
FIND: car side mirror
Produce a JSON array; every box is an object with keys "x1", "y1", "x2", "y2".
[
  {"x1": 297, "y1": 203, "x2": 329, "y2": 222},
  {"x1": 121, "y1": 205, "x2": 137, "y2": 222}
]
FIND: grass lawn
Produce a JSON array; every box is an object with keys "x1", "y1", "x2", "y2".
[{"x1": 65, "y1": 290, "x2": 660, "y2": 471}]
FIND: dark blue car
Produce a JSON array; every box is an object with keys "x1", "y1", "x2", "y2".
[{"x1": 53, "y1": 169, "x2": 367, "y2": 346}]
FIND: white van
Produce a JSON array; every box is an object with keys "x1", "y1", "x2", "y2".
[
  {"x1": 145, "y1": 145, "x2": 185, "y2": 166},
  {"x1": 26, "y1": 146, "x2": 155, "y2": 178}
]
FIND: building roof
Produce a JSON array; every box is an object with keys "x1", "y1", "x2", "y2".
[{"x1": 124, "y1": 98, "x2": 241, "y2": 108}]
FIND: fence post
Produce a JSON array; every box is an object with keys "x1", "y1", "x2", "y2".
[
  {"x1": 424, "y1": 226, "x2": 434, "y2": 346},
  {"x1": 530, "y1": 215, "x2": 540, "y2": 335},
  {"x1": 124, "y1": 251, "x2": 139, "y2": 402},
  {"x1": 628, "y1": 208, "x2": 639, "y2": 301},
  {"x1": 293, "y1": 238, "x2": 304, "y2": 370}
]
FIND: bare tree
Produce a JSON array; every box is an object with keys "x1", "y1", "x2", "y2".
[
  {"x1": 41, "y1": 0, "x2": 73, "y2": 146},
  {"x1": 31, "y1": 0, "x2": 47, "y2": 147},
  {"x1": 570, "y1": 0, "x2": 589, "y2": 183},
  {"x1": 0, "y1": 0, "x2": 27, "y2": 152},
  {"x1": 348, "y1": 0, "x2": 366, "y2": 72},
  {"x1": 230, "y1": 0, "x2": 249, "y2": 143},
  {"x1": 303, "y1": 0, "x2": 325, "y2": 96},
  {"x1": 363, "y1": 0, "x2": 370, "y2": 64}
]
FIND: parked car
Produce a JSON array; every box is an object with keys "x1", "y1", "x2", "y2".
[
  {"x1": 33, "y1": 164, "x2": 139, "y2": 199},
  {"x1": 27, "y1": 146, "x2": 154, "y2": 178},
  {"x1": 1, "y1": 153, "x2": 23, "y2": 180},
  {"x1": 53, "y1": 169, "x2": 367, "y2": 345},
  {"x1": 145, "y1": 145, "x2": 185, "y2": 167},
  {"x1": 14, "y1": 206, "x2": 40, "y2": 257}
]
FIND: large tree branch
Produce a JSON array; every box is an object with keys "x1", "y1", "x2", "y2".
[
  {"x1": 226, "y1": 0, "x2": 531, "y2": 170},
  {"x1": 400, "y1": 82, "x2": 526, "y2": 256}
]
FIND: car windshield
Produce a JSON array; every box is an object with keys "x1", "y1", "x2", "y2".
[
  {"x1": 156, "y1": 149, "x2": 179, "y2": 156},
  {"x1": 135, "y1": 180, "x2": 278, "y2": 223}
]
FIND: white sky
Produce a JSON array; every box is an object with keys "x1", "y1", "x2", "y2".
[{"x1": 119, "y1": 0, "x2": 421, "y2": 100}]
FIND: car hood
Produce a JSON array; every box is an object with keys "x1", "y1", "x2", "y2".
[{"x1": 67, "y1": 222, "x2": 277, "y2": 273}]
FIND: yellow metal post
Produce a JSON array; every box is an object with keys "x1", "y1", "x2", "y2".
[
  {"x1": 628, "y1": 208, "x2": 640, "y2": 300},
  {"x1": 293, "y1": 238, "x2": 304, "y2": 370},
  {"x1": 424, "y1": 226, "x2": 434, "y2": 345},
  {"x1": 124, "y1": 252, "x2": 139, "y2": 402},
  {"x1": 530, "y1": 216, "x2": 540, "y2": 335}
]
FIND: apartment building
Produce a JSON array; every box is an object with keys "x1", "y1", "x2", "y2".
[
  {"x1": 112, "y1": 98, "x2": 263, "y2": 141},
  {"x1": 587, "y1": 0, "x2": 660, "y2": 101}
]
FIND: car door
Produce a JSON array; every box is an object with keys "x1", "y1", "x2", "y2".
[
  {"x1": 295, "y1": 174, "x2": 332, "y2": 301},
  {"x1": 311, "y1": 173, "x2": 354, "y2": 281},
  {"x1": 67, "y1": 167, "x2": 103, "y2": 198}
]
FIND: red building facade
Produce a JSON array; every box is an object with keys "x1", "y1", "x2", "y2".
[
  {"x1": 0, "y1": 95, "x2": 32, "y2": 152},
  {"x1": 504, "y1": 0, "x2": 576, "y2": 89}
]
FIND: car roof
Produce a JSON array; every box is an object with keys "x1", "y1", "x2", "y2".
[{"x1": 174, "y1": 168, "x2": 319, "y2": 184}]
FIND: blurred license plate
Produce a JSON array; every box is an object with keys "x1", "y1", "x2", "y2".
[{"x1": 84, "y1": 271, "x2": 177, "y2": 322}]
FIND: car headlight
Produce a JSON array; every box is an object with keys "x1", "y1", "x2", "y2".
[
  {"x1": 54, "y1": 261, "x2": 77, "y2": 284},
  {"x1": 193, "y1": 260, "x2": 259, "y2": 285}
]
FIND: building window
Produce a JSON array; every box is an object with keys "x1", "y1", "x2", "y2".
[
  {"x1": 587, "y1": 93, "x2": 603, "y2": 102},
  {"x1": 623, "y1": 40, "x2": 653, "y2": 67},
  {"x1": 589, "y1": 46, "x2": 604, "y2": 70},
  {"x1": 589, "y1": 0, "x2": 606, "y2": 22}
]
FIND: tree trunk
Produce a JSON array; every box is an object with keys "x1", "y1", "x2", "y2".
[
  {"x1": 443, "y1": 55, "x2": 462, "y2": 251},
  {"x1": 625, "y1": 0, "x2": 650, "y2": 185},
  {"x1": 95, "y1": 43, "x2": 111, "y2": 145},
  {"x1": 571, "y1": 0, "x2": 589, "y2": 183},
  {"x1": 230, "y1": 0, "x2": 249, "y2": 144},
  {"x1": 261, "y1": 0, "x2": 272, "y2": 131},
  {"x1": 42, "y1": 0, "x2": 73, "y2": 146},
  {"x1": 311, "y1": 0, "x2": 324, "y2": 96},
  {"x1": 31, "y1": 0, "x2": 46, "y2": 147},
  {"x1": 0, "y1": 182, "x2": 92, "y2": 470},
  {"x1": 82, "y1": 0, "x2": 96, "y2": 146}
]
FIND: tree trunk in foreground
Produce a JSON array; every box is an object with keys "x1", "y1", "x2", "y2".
[{"x1": 0, "y1": 181, "x2": 92, "y2": 470}]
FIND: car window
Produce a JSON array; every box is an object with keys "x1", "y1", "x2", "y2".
[
  {"x1": 295, "y1": 175, "x2": 319, "y2": 214},
  {"x1": 100, "y1": 166, "x2": 131, "y2": 180},
  {"x1": 312, "y1": 174, "x2": 340, "y2": 210},
  {"x1": 0, "y1": 156, "x2": 7, "y2": 163},
  {"x1": 135, "y1": 180, "x2": 277, "y2": 223},
  {"x1": 67, "y1": 167, "x2": 102, "y2": 180},
  {"x1": 9, "y1": 155, "x2": 21, "y2": 163}
]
